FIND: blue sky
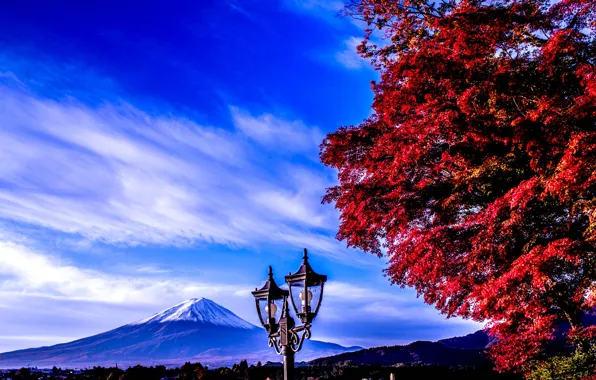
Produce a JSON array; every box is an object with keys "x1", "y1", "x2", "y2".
[{"x1": 0, "y1": 0, "x2": 480, "y2": 353}]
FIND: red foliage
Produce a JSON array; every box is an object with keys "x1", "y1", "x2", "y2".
[{"x1": 322, "y1": 0, "x2": 596, "y2": 372}]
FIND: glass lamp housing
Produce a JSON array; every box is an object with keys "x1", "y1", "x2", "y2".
[
  {"x1": 252, "y1": 266, "x2": 289, "y2": 333},
  {"x1": 285, "y1": 248, "x2": 327, "y2": 324}
]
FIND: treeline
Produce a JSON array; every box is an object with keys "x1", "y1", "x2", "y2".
[{"x1": 3, "y1": 361, "x2": 522, "y2": 380}]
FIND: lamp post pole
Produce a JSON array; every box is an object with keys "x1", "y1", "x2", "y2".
[
  {"x1": 279, "y1": 300, "x2": 295, "y2": 380},
  {"x1": 283, "y1": 348, "x2": 295, "y2": 380},
  {"x1": 252, "y1": 249, "x2": 327, "y2": 380}
]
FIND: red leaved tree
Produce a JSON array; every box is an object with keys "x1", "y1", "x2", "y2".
[{"x1": 321, "y1": 0, "x2": 596, "y2": 372}]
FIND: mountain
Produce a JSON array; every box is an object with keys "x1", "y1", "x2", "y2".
[
  {"x1": 309, "y1": 339, "x2": 492, "y2": 368},
  {"x1": 0, "y1": 298, "x2": 360, "y2": 368},
  {"x1": 309, "y1": 330, "x2": 499, "y2": 368},
  {"x1": 438, "y1": 330, "x2": 494, "y2": 350},
  {"x1": 311, "y1": 315, "x2": 596, "y2": 368},
  {"x1": 131, "y1": 298, "x2": 255, "y2": 329}
]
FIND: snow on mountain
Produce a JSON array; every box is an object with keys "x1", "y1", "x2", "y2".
[{"x1": 131, "y1": 298, "x2": 257, "y2": 329}]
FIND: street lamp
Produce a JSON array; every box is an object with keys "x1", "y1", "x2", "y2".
[
  {"x1": 285, "y1": 248, "x2": 327, "y2": 325},
  {"x1": 252, "y1": 248, "x2": 328, "y2": 380},
  {"x1": 251, "y1": 266, "x2": 288, "y2": 334}
]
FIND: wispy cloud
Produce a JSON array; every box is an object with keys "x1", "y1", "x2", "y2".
[
  {"x1": 284, "y1": 0, "x2": 344, "y2": 15},
  {"x1": 230, "y1": 106, "x2": 324, "y2": 154},
  {"x1": 0, "y1": 241, "x2": 248, "y2": 305},
  {"x1": 324, "y1": 281, "x2": 478, "y2": 326},
  {"x1": 335, "y1": 36, "x2": 368, "y2": 70},
  {"x1": 0, "y1": 84, "x2": 358, "y2": 261},
  {"x1": 134, "y1": 265, "x2": 173, "y2": 275}
]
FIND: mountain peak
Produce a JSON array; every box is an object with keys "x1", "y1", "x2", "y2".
[{"x1": 130, "y1": 298, "x2": 256, "y2": 329}]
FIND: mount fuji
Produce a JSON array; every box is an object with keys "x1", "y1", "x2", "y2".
[
  {"x1": 0, "y1": 298, "x2": 360, "y2": 368},
  {"x1": 131, "y1": 298, "x2": 256, "y2": 329}
]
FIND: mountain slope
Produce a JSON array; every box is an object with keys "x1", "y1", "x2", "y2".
[
  {"x1": 438, "y1": 330, "x2": 494, "y2": 350},
  {"x1": 309, "y1": 340, "x2": 492, "y2": 368},
  {"x1": 0, "y1": 298, "x2": 359, "y2": 368},
  {"x1": 309, "y1": 329, "x2": 500, "y2": 368}
]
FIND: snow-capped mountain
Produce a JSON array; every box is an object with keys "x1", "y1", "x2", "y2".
[
  {"x1": 0, "y1": 298, "x2": 360, "y2": 368},
  {"x1": 131, "y1": 298, "x2": 255, "y2": 329}
]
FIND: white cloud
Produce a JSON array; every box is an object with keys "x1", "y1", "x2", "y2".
[
  {"x1": 0, "y1": 241, "x2": 248, "y2": 305},
  {"x1": 230, "y1": 106, "x2": 324, "y2": 154},
  {"x1": 0, "y1": 86, "x2": 360, "y2": 262},
  {"x1": 284, "y1": 0, "x2": 344, "y2": 15},
  {"x1": 252, "y1": 190, "x2": 326, "y2": 227},
  {"x1": 134, "y1": 265, "x2": 172, "y2": 274},
  {"x1": 335, "y1": 36, "x2": 368, "y2": 70},
  {"x1": 321, "y1": 281, "x2": 481, "y2": 327},
  {"x1": 325, "y1": 281, "x2": 410, "y2": 302}
]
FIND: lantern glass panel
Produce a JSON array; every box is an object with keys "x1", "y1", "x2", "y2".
[
  {"x1": 256, "y1": 297, "x2": 269, "y2": 326},
  {"x1": 308, "y1": 283, "x2": 322, "y2": 314},
  {"x1": 288, "y1": 279, "x2": 305, "y2": 314},
  {"x1": 258, "y1": 297, "x2": 285, "y2": 325},
  {"x1": 272, "y1": 298, "x2": 284, "y2": 323}
]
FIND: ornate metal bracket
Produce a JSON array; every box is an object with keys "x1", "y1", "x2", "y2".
[
  {"x1": 268, "y1": 333, "x2": 283, "y2": 355},
  {"x1": 267, "y1": 323, "x2": 312, "y2": 355},
  {"x1": 288, "y1": 324, "x2": 311, "y2": 353}
]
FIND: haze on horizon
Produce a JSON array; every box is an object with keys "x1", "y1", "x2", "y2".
[{"x1": 0, "y1": 0, "x2": 481, "y2": 354}]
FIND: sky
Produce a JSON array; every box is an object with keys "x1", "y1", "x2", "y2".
[{"x1": 0, "y1": 0, "x2": 481, "y2": 354}]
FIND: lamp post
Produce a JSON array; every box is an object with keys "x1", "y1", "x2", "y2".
[{"x1": 252, "y1": 248, "x2": 327, "y2": 380}]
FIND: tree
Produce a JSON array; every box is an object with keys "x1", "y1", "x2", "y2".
[
  {"x1": 14, "y1": 368, "x2": 31, "y2": 380},
  {"x1": 527, "y1": 339, "x2": 596, "y2": 379},
  {"x1": 321, "y1": 0, "x2": 596, "y2": 373}
]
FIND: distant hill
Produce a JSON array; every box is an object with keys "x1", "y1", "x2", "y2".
[
  {"x1": 309, "y1": 329, "x2": 498, "y2": 368},
  {"x1": 438, "y1": 329, "x2": 495, "y2": 350},
  {"x1": 0, "y1": 298, "x2": 360, "y2": 368},
  {"x1": 311, "y1": 314, "x2": 596, "y2": 368}
]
